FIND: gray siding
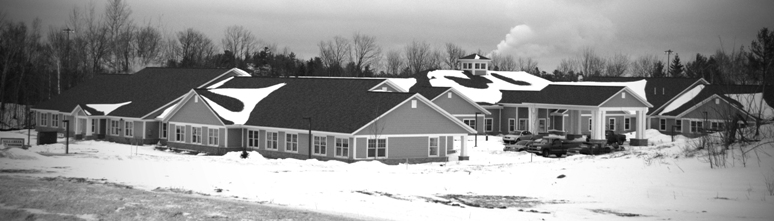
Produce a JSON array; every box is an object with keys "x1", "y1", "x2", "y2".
[
  {"x1": 355, "y1": 99, "x2": 471, "y2": 136},
  {"x1": 601, "y1": 91, "x2": 649, "y2": 107},
  {"x1": 432, "y1": 91, "x2": 481, "y2": 115},
  {"x1": 168, "y1": 95, "x2": 223, "y2": 126},
  {"x1": 387, "y1": 136, "x2": 429, "y2": 159}
]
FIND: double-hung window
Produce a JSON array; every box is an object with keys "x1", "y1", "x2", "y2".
[
  {"x1": 608, "y1": 118, "x2": 616, "y2": 131},
  {"x1": 208, "y1": 128, "x2": 219, "y2": 146},
  {"x1": 111, "y1": 120, "x2": 121, "y2": 135},
  {"x1": 91, "y1": 119, "x2": 97, "y2": 133},
  {"x1": 314, "y1": 136, "x2": 327, "y2": 155},
  {"x1": 675, "y1": 120, "x2": 682, "y2": 132},
  {"x1": 367, "y1": 138, "x2": 386, "y2": 158},
  {"x1": 624, "y1": 118, "x2": 631, "y2": 130},
  {"x1": 161, "y1": 123, "x2": 168, "y2": 139},
  {"x1": 335, "y1": 138, "x2": 349, "y2": 157},
  {"x1": 463, "y1": 119, "x2": 476, "y2": 130},
  {"x1": 52, "y1": 114, "x2": 60, "y2": 127},
  {"x1": 175, "y1": 125, "x2": 185, "y2": 142},
  {"x1": 519, "y1": 119, "x2": 527, "y2": 130},
  {"x1": 124, "y1": 121, "x2": 133, "y2": 137},
  {"x1": 286, "y1": 134, "x2": 298, "y2": 152},
  {"x1": 508, "y1": 118, "x2": 515, "y2": 132},
  {"x1": 247, "y1": 130, "x2": 259, "y2": 148},
  {"x1": 428, "y1": 137, "x2": 439, "y2": 156},
  {"x1": 41, "y1": 113, "x2": 48, "y2": 126},
  {"x1": 588, "y1": 118, "x2": 593, "y2": 131},
  {"x1": 690, "y1": 121, "x2": 697, "y2": 133},
  {"x1": 659, "y1": 119, "x2": 666, "y2": 131},
  {"x1": 266, "y1": 132, "x2": 278, "y2": 150},
  {"x1": 191, "y1": 127, "x2": 201, "y2": 144},
  {"x1": 485, "y1": 118, "x2": 493, "y2": 132}
]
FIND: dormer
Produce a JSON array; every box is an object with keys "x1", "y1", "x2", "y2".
[{"x1": 458, "y1": 53, "x2": 491, "y2": 76}]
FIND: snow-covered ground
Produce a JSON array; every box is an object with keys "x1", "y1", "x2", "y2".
[{"x1": 2, "y1": 128, "x2": 774, "y2": 220}]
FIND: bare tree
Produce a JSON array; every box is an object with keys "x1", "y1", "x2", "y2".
[
  {"x1": 104, "y1": 0, "x2": 134, "y2": 74},
  {"x1": 443, "y1": 43, "x2": 466, "y2": 69},
  {"x1": 385, "y1": 49, "x2": 404, "y2": 77},
  {"x1": 350, "y1": 32, "x2": 382, "y2": 77},
  {"x1": 605, "y1": 53, "x2": 630, "y2": 76},
  {"x1": 80, "y1": 2, "x2": 108, "y2": 77},
  {"x1": 518, "y1": 57, "x2": 539, "y2": 74},
  {"x1": 176, "y1": 28, "x2": 214, "y2": 67},
  {"x1": 318, "y1": 36, "x2": 350, "y2": 75},
  {"x1": 404, "y1": 40, "x2": 433, "y2": 75},
  {"x1": 556, "y1": 58, "x2": 580, "y2": 74},
  {"x1": 221, "y1": 25, "x2": 256, "y2": 67},
  {"x1": 579, "y1": 47, "x2": 606, "y2": 77},
  {"x1": 491, "y1": 53, "x2": 517, "y2": 71},
  {"x1": 134, "y1": 22, "x2": 163, "y2": 67},
  {"x1": 631, "y1": 55, "x2": 658, "y2": 77}
]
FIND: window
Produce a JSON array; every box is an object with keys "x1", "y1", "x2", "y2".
[
  {"x1": 367, "y1": 138, "x2": 386, "y2": 158},
  {"x1": 247, "y1": 130, "x2": 259, "y2": 148},
  {"x1": 335, "y1": 138, "x2": 349, "y2": 157},
  {"x1": 286, "y1": 134, "x2": 298, "y2": 152},
  {"x1": 659, "y1": 119, "x2": 666, "y2": 131},
  {"x1": 91, "y1": 119, "x2": 97, "y2": 133},
  {"x1": 463, "y1": 119, "x2": 476, "y2": 130},
  {"x1": 711, "y1": 122, "x2": 719, "y2": 130},
  {"x1": 266, "y1": 132, "x2": 278, "y2": 150},
  {"x1": 508, "y1": 118, "x2": 515, "y2": 132},
  {"x1": 176, "y1": 125, "x2": 185, "y2": 142},
  {"x1": 428, "y1": 137, "x2": 439, "y2": 156},
  {"x1": 40, "y1": 113, "x2": 47, "y2": 126},
  {"x1": 538, "y1": 119, "x2": 546, "y2": 132},
  {"x1": 161, "y1": 123, "x2": 168, "y2": 138},
  {"x1": 124, "y1": 121, "x2": 133, "y2": 137},
  {"x1": 697, "y1": 121, "x2": 703, "y2": 132},
  {"x1": 690, "y1": 121, "x2": 697, "y2": 133},
  {"x1": 718, "y1": 122, "x2": 725, "y2": 131},
  {"x1": 481, "y1": 63, "x2": 486, "y2": 70},
  {"x1": 111, "y1": 120, "x2": 121, "y2": 135},
  {"x1": 485, "y1": 118, "x2": 493, "y2": 132},
  {"x1": 518, "y1": 119, "x2": 527, "y2": 130},
  {"x1": 475, "y1": 63, "x2": 480, "y2": 69},
  {"x1": 314, "y1": 136, "x2": 327, "y2": 155},
  {"x1": 589, "y1": 118, "x2": 593, "y2": 131},
  {"x1": 208, "y1": 128, "x2": 219, "y2": 146},
  {"x1": 624, "y1": 118, "x2": 631, "y2": 130},
  {"x1": 191, "y1": 127, "x2": 201, "y2": 144},
  {"x1": 448, "y1": 92, "x2": 452, "y2": 98},
  {"x1": 622, "y1": 92, "x2": 626, "y2": 99},
  {"x1": 52, "y1": 114, "x2": 60, "y2": 127},
  {"x1": 608, "y1": 118, "x2": 616, "y2": 131},
  {"x1": 675, "y1": 120, "x2": 682, "y2": 132}
]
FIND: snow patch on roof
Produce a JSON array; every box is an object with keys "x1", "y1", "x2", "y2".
[
  {"x1": 551, "y1": 79, "x2": 648, "y2": 102},
  {"x1": 426, "y1": 70, "x2": 550, "y2": 104},
  {"x1": 387, "y1": 78, "x2": 417, "y2": 92},
  {"x1": 204, "y1": 83, "x2": 286, "y2": 125},
  {"x1": 726, "y1": 93, "x2": 774, "y2": 120},
  {"x1": 86, "y1": 101, "x2": 132, "y2": 115},
  {"x1": 156, "y1": 102, "x2": 179, "y2": 120},
  {"x1": 207, "y1": 76, "x2": 234, "y2": 89},
  {"x1": 660, "y1": 85, "x2": 705, "y2": 114},
  {"x1": 474, "y1": 54, "x2": 480, "y2": 59}
]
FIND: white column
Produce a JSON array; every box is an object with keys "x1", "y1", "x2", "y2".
[
  {"x1": 460, "y1": 135, "x2": 468, "y2": 159},
  {"x1": 86, "y1": 118, "x2": 92, "y2": 136},
  {"x1": 514, "y1": 107, "x2": 519, "y2": 130},
  {"x1": 637, "y1": 108, "x2": 647, "y2": 139},
  {"x1": 592, "y1": 109, "x2": 605, "y2": 140}
]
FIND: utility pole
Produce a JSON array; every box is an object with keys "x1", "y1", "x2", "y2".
[
  {"x1": 664, "y1": 49, "x2": 673, "y2": 76},
  {"x1": 62, "y1": 28, "x2": 74, "y2": 95}
]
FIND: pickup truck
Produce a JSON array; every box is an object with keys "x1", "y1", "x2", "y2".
[
  {"x1": 586, "y1": 130, "x2": 627, "y2": 145},
  {"x1": 525, "y1": 137, "x2": 583, "y2": 157}
]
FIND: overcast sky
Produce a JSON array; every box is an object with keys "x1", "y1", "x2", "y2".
[{"x1": 4, "y1": 0, "x2": 773, "y2": 72}]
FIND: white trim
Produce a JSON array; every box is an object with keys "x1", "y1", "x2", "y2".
[
  {"x1": 196, "y1": 68, "x2": 251, "y2": 89},
  {"x1": 624, "y1": 117, "x2": 631, "y2": 130},
  {"x1": 518, "y1": 118, "x2": 528, "y2": 131},
  {"x1": 313, "y1": 135, "x2": 328, "y2": 156},
  {"x1": 191, "y1": 126, "x2": 202, "y2": 144},
  {"x1": 334, "y1": 137, "x2": 350, "y2": 158},
  {"x1": 40, "y1": 112, "x2": 48, "y2": 127},
  {"x1": 462, "y1": 118, "x2": 476, "y2": 130},
  {"x1": 162, "y1": 90, "x2": 226, "y2": 126},
  {"x1": 659, "y1": 118, "x2": 667, "y2": 131},
  {"x1": 167, "y1": 121, "x2": 222, "y2": 129},
  {"x1": 51, "y1": 114, "x2": 60, "y2": 128},
  {"x1": 265, "y1": 131, "x2": 279, "y2": 150},
  {"x1": 160, "y1": 122, "x2": 168, "y2": 139},
  {"x1": 538, "y1": 118, "x2": 547, "y2": 132},
  {"x1": 174, "y1": 124, "x2": 186, "y2": 142},
  {"x1": 353, "y1": 133, "x2": 468, "y2": 138},
  {"x1": 428, "y1": 136, "x2": 439, "y2": 157},
  {"x1": 207, "y1": 127, "x2": 220, "y2": 147},
  {"x1": 246, "y1": 129, "x2": 260, "y2": 149},
  {"x1": 365, "y1": 137, "x2": 388, "y2": 159},
  {"x1": 285, "y1": 133, "x2": 299, "y2": 153},
  {"x1": 242, "y1": 125, "x2": 351, "y2": 137},
  {"x1": 674, "y1": 94, "x2": 755, "y2": 119},
  {"x1": 485, "y1": 118, "x2": 494, "y2": 132},
  {"x1": 598, "y1": 87, "x2": 654, "y2": 108},
  {"x1": 508, "y1": 118, "x2": 516, "y2": 132},
  {"x1": 141, "y1": 95, "x2": 185, "y2": 119}
]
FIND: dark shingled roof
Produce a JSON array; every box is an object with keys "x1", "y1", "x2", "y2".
[
  {"x1": 409, "y1": 86, "x2": 450, "y2": 100},
  {"x1": 659, "y1": 85, "x2": 767, "y2": 117},
  {"x1": 34, "y1": 67, "x2": 233, "y2": 118},
  {"x1": 585, "y1": 77, "x2": 705, "y2": 114},
  {"x1": 499, "y1": 85, "x2": 625, "y2": 106},
  {"x1": 198, "y1": 77, "x2": 416, "y2": 133},
  {"x1": 459, "y1": 53, "x2": 490, "y2": 60}
]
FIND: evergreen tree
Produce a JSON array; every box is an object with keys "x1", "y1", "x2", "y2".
[
  {"x1": 652, "y1": 61, "x2": 665, "y2": 77},
  {"x1": 669, "y1": 53, "x2": 684, "y2": 77}
]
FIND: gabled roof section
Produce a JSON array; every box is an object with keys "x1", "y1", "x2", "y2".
[
  {"x1": 350, "y1": 93, "x2": 477, "y2": 135},
  {"x1": 369, "y1": 79, "x2": 407, "y2": 92},
  {"x1": 499, "y1": 85, "x2": 627, "y2": 106},
  {"x1": 660, "y1": 85, "x2": 771, "y2": 119},
  {"x1": 410, "y1": 86, "x2": 491, "y2": 115},
  {"x1": 33, "y1": 67, "x2": 236, "y2": 118},
  {"x1": 459, "y1": 53, "x2": 490, "y2": 60},
  {"x1": 198, "y1": 77, "x2": 416, "y2": 133},
  {"x1": 585, "y1": 77, "x2": 708, "y2": 114}
]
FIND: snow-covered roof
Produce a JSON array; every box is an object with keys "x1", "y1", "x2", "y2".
[
  {"x1": 202, "y1": 83, "x2": 286, "y2": 125},
  {"x1": 425, "y1": 70, "x2": 551, "y2": 104},
  {"x1": 659, "y1": 85, "x2": 705, "y2": 114},
  {"x1": 85, "y1": 101, "x2": 132, "y2": 115},
  {"x1": 725, "y1": 93, "x2": 774, "y2": 120},
  {"x1": 386, "y1": 78, "x2": 417, "y2": 92}
]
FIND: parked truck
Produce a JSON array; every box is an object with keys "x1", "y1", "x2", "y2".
[
  {"x1": 525, "y1": 137, "x2": 584, "y2": 157},
  {"x1": 586, "y1": 130, "x2": 627, "y2": 145}
]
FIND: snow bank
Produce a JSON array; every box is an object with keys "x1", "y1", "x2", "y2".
[
  {"x1": 426, "y1": 70, "x2": 551, "y2": 103},
  {"x1": 204, "y1": 83, "x2": 286, "y2": 125},
  {"x1": 387, "y1": 78, "x2": 417, "y2": 92},
  {"x1": 86, "y1": 101, "x2": 132, "y2": 115},
  {"x1": 2, "y1": 147, "x2": 44, "y2": 160},
  {"x1": 660, "y1": 85, "x2": 704, "y2": 114}
]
